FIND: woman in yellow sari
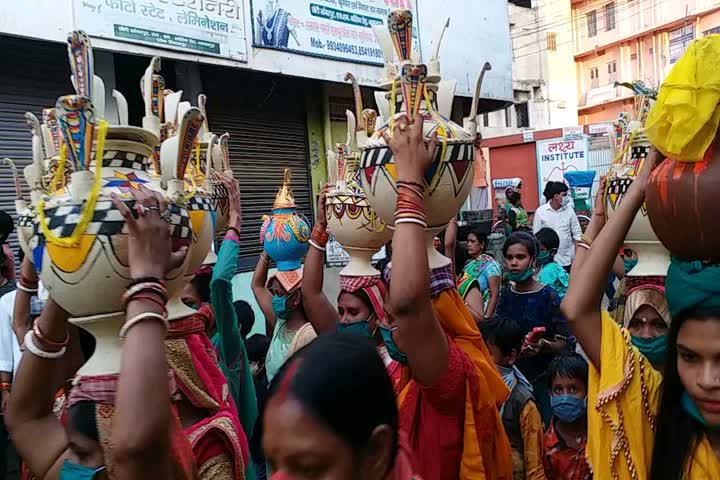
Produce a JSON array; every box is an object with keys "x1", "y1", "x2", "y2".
[{"x1": 561, "y1": 147, "x2": 720, "y2": 479}]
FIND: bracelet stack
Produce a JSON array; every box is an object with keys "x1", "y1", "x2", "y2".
[
  {"x1": 577, "y1": 233, "x2": 593, "y2": 251},
  {"x1": 120, "y1": 278, "x2": 169, "y2": 338},
  {"x1": 24, "y1": 318, "x2": 69, "y2": 360},
  {"x1": 309, "y1": 223, "x2": 330, "y2": 252},
  {"x1": 17, "y1": 274, "x2": 39, "y2": 294},
  {"x1": 394, "y1": 180, "x2": 427, "y2": 228}
]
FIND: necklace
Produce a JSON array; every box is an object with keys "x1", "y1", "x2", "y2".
[{"x1": 263, "y1": 7, "x2": 278, "y2": 42}]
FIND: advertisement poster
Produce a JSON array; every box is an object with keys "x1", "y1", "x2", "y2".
[
  {"x1": 251, "y1": 0, "x2": 420, "y2": 65},
  {"x1": 74, "y1": 0, "x2": 248, "y2": 61},
  {"x1": 536, "y1": 137, "x2": 589, "y2": 205},
  {"x1": 326, "y1": 234, "x2": 350, "y2": 268}
]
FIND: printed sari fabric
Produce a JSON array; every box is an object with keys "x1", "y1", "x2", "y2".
[
  {"x1": 167, "y1": 306, "x2": 251, "y2": 480},
  {"x1": 457, "y1": 255, "x2": 501, "y2": 302},
  {"x1": 396, "y1": 287, "x2": 513, "y2": 480}
]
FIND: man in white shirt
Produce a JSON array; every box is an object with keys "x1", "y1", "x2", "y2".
[{"x1": 533, "y1": 181, "x2": 582, "y2": 269}]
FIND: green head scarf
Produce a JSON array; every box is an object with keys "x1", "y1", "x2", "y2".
[{"x1": 665, "y1": 257, "x2": 720, "y2": 318}]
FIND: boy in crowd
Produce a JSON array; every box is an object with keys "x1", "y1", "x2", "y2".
[
  {"x1": 543, "y1": 353, "x2": 592, "y2": 480},
  {"x1": 480, "y1": 316, "x2": 546, "y2": 480},
  {"x1": 535, "y1": 228, "x2": 570, "y2": 299}
]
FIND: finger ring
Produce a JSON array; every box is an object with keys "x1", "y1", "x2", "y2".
[
  {"x1": 146, "y1": 205, "x2": 160, "y2": 213},
  {"x1": 137, "y1": 204, "x2": 148, "y2": 215}
]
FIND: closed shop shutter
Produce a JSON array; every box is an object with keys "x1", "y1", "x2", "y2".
[
  {"x1": 200, "y1": 66, "x2": 313, "y2": 272},
  {"x1": 0, "y1": 36, "x2": 72, "y2": 263}
]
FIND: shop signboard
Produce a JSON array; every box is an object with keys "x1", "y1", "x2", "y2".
[
  {"x1": 250, "y1": 0, "x2": 421, "y2": 65},
  {"x1": 536, "y1": 136, "x2": 589, "y2": 205},
  {"x1": 74, "y1": 0, "x2": 248, "y2": 61}
]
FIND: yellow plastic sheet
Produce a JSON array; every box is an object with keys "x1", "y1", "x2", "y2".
[{"x1": 646, "y1": 35, "x2": 720, "y2": 162}]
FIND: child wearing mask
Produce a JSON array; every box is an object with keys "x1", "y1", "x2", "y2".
[
  {"x1": 543, "y1": 353, "x2": 591, "y2": 480},
  {"x1": 480, "y1": 316, "x2": 546, "y2": 480},
  {"x1": 534, "y1": 228, "x2": 569, "y2": 299},
  {"x1": 496, "y1": 231, "x2": 572, "y2": 424}
]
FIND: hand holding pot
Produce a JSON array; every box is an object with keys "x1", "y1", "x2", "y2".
[{"x1": 382, "y1": 114, "x2": 437, "y2": 184}]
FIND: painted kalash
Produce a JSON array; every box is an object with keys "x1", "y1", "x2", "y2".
[
  {"x1": 352, "y1": 8, "x2": 492, "y2": 269},
  {"x1": 603, "y1": 80, "x2": 670, "y2": 277},
  {"x1": 5, "y1": 31, "x2": 232, "y2": 376}
]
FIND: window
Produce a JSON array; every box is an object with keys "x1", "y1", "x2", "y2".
[
  {"x1": 547, "y1": 32, "x2": 557, "y2": 51},
  {"x1": 607, "y1": 61, "x2": 617, "y2": 82},
  {"x1": 533, "y1": 86, "x2": 543, "y2": 100},
  {"x1": 483, "y1": 113, "x2": 489, "y2": 127},
  {"x1": 587, "y1": 10, "x2": 597, "y2": 37},
  {"x1": 505, "y1": 107, "x2": 512, "y2": 128},
  {"x1": 605, "y1": 3, "x2": 616, "y2": 31},
  {"x1": 516, "y1": 102, "x2": 529, "y2": 128},
  {"x1": 669, "y1": 25, "x2": 695, "y2": 63},
  {"x1": 704, "y1": 26, "x2": 720, "y2": 36},
  {"x1": 590, "y1": 67, "x2": 599, "y2": 88}
]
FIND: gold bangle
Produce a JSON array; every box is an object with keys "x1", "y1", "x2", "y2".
[
  {"x1": 577, "y1": 242, "x2": 591, "y2": 251},
  {"x1": 580, "y1": 234, "x2": 593, "y2": 246}
]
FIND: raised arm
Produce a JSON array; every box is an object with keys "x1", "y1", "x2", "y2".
[
  {"x1": 252, "y1": 251, "x2": 275, "y2": 335},
  {"x1": 443, "y1": 217, "x2": 458, "y2": 276},
  {"x1": 111, "y1": 186, "x2": 188, "y2": 480},
  {"x1": 210, "y1": 176, "x2": 245, "y2": 364},
  {"x1": 6, "y1": 296, "x2": 72, "y2": 479},
  {"x1": 562, "y1": 149, "x2": 663, "y2": 369},
  {"x1": 302, "y1": 185, "x2": 340, "y2": 334},
  {"x1": 383, "y1": 114, "x2": 448, "y2": 387}
]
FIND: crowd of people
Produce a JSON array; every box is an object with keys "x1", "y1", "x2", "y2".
[{"x1": 0, "y1": 72, "x2": 718, "y2": 480}]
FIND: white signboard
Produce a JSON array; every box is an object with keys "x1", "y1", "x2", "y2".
[
  {"x1": 588, "y1": 122, "x2": 613, "y2": 135},
  {"x1": 74, "y1": 0, "x2": 248, "y2": 61},
  {"x1": 536, "y1": 137, "x2": 589, "y2": 205},
  {"x1": 251, "y1": 0, "x2": 420, "y2": 65},
  {"x1": 522, "y1": 130, "x2": 534, "y2": 143},
  {"x1": 562, "y1": 125, "x2": 584, "y2": 140}
]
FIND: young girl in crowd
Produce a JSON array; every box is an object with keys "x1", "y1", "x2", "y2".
[
  {"x1": 496, "y1": 231, "x2": 572, "y2": 424},
  {"x1": 562, "y1": 146, "x2": 720, "y2": 478}
]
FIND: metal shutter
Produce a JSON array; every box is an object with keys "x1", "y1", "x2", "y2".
[
  {"x1": 0, "y1": 36, "x2": 72, "y2": 263},
  {"x1": 201, "y1": 66, "x2": 313, "y2": 272}
]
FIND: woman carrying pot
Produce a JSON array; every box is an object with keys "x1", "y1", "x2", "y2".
[{"x1": 562, "y1": 146, "x2": 720, "y2": 478}]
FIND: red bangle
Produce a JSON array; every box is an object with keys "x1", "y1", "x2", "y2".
[
  {"x1": 32, "y1": 318, "x2": 69, "y2": 349},
  {"x1": 126, "y1": 294, "x2": 168, "y2": 316},
  {"x1": 311, "y1": 224, "x2": 329, "y2": 247}
]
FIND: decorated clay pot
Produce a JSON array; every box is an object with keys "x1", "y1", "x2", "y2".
[
  {"x1": 604, "y1": 125, "x2": 669, "y2": 275},
  {"x1": 18, "y1": 95, "x2": 194, "y2": 321},
  {"x1": 260, "y1": 169, "x2": 310, "y2": 272},
  {"x1": 354, "y1": 9, "x2": 487, "y2": 270},
  {"x1": 646, "y1": 139, "x2": 720, "y2": 262},
  {"x1": 326, "y1": 185, "x2": 391, "y2": 277}
]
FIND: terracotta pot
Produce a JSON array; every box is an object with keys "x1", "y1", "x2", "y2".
[{"x1": 646, "y1": 143, "x2": 720, "y2": 261}]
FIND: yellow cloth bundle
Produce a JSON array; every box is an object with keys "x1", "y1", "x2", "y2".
[{"x1": 646, "y1": 35, "x2": 720, "y2": 162}]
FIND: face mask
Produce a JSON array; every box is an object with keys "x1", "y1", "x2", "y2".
[
  {"x1": 536, "y1": 250, "x2": 554, "y2": 266},
  {"x1": 624, "y1": 258, "x2": 638, "y2": 274},
  {"x1": 271, "y1": 295, "x2": 291, "y2": 320},
  {"x1": 561, "y1": 195, "x2": 572, "y2": 207},
  {"x1": 60, "y1": 461, "x2": 106, "y2": 480},
  {"x1": 379, "y1": 325, "x2": 408, "y2": 365},
  {"x1": 681, "y1": 391, "x2": 720, "y2": 429},
  {"x1": 631, "y1": 334, "x2": 667, "y2": 364},
  {"x1": 496, "y1": 364, "x2": 517, "y2": 389},
  {"x1": 551, "y1": 394, "x2": 587, "y2": 423},
  {"x1": 506, "y1": 266, "x2": 535, "y2": 283},
  {"x1": 337, "y1": 319, "x2": 375, "y2": 339}
]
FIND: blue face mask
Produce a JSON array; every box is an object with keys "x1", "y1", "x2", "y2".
[
  {"x1": 505, "y1": 266, "x2": 535, "y2": 283},
  {"x1": 551, "y1": 394, "x2": 587, "y2": 423},
  {"x1": 337, "y1": 319, "x2": 375, "y2": 339},
  {"x1": 379, "y1": 325, "x2": 408, "y2": 365},
  {"x1": 681, "y1": 391, "x2": 720, "y2": 429},
  {"x1": 631, "y1": 334, "x2": 667, "y2": 365},
  {"x1": 624, "y1": 258, "x2": 638, "y2": 274},
  {"x1": 271, "y1": 295, "x2": 291, "y2": 320},
  {"x1": 60, "y1": 461, "x2": 106, "y2": 479}
]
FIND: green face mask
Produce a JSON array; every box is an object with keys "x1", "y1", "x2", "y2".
[
  {"x1": 624, "y1": 258, "x2": 639, "y2": 274},
  {"x1": 505, "y1": 266, "x2": 535, "y2": 283},
  {"x1": 681, "y1": 392, "x2": 720, "y2": 429},
  {"x1": 537, "y1": 250, "x2": 554, "y2": 266},
  {"x1": 631, "y1": 334, "x2": 667, "y2": 364},
  {"x1": 337, "y1": 319, "x2": 375, "y2": 339}
]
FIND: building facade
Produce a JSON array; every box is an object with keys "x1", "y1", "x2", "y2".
[
  {"x1": 481, "y1": 0, "x2": 579, "y2": 139},
  {"x1": 573, "y1": 0, "x2": 720, "y2": 124}
]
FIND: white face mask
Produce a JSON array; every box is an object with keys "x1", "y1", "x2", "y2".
[{"x1": 561, "y1": 195, "x2": 572, "y2": 207}]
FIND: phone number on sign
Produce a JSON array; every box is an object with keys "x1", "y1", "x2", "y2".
[{"x1": 313, "y1": 38, "x2": 383, "y2": 59}]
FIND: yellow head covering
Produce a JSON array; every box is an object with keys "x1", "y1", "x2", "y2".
[{"x1": 646, "y1": 35, "x2": 720, "y2": 161}]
